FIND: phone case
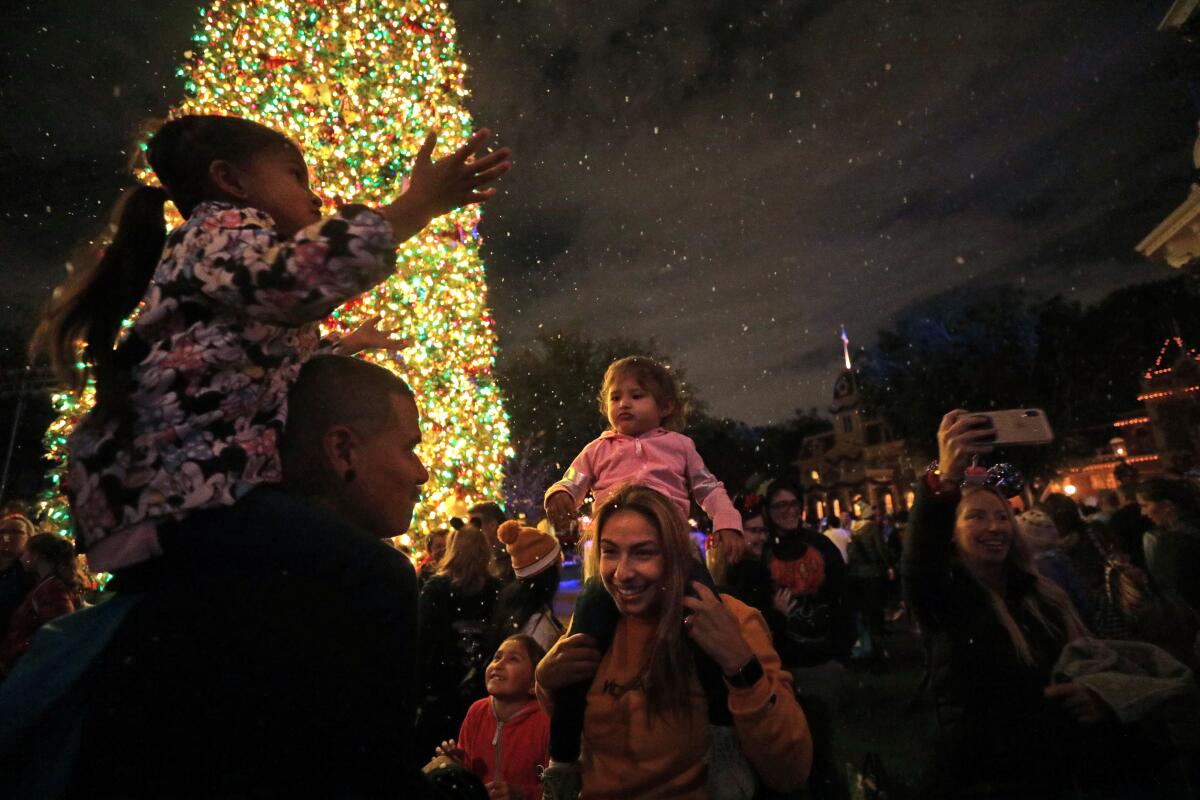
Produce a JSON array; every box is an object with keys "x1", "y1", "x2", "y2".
[{"x1": 976, "y1": 408, "x2": 1054, "y2": 446}]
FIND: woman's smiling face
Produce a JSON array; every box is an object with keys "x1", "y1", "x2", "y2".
[
  {"x1": 954, "y1": 490, "x2": 1014, "y2": 566},
  {"x1": 599, "y1": 508, "x2": 665, "y2": 619}
]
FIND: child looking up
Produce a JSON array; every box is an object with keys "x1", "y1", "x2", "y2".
[
  {"x1": 32, "y1": 114, "x2": 511, "y2": 571},
  {"x1": 540, "y1": 356, "x2": 744, "y2": 794},
  {"x1": 436, "y1": 635, "x2": 551, "y2": 800}
]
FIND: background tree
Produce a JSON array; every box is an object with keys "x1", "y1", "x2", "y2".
[
  {"x1": 859, "y1": 274, "x2": 1200, "y2": 478},
  {"x1": 688, "y1": 408, "x2": 830, "y2": 498},
  {"x1": 858, "y1": 285, "x2": 1041, "y2": 456}
]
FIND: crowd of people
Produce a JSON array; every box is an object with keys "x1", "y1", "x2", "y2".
[{"x1": 0, "y1": 111, "x2": 1197, "y2": 800}]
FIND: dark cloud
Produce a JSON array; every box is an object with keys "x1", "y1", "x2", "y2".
[
  {"x1": 1, "y1": 0, "x2": 1193, "y2": 425},
  {"x1": 458, "y1": 0, "x2": 1194, "y2": 422}
]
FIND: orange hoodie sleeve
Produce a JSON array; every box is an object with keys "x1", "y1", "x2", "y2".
[{"x1": 722, "y1": 595, "x2": 813, "y2": 792}]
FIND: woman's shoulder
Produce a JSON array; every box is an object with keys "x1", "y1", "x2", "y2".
[
  {"x1": 718, "y1": 593, "x2": 763, "y2": 626},
  {"x1": 33, "y1": 576, "x2": 71, "y2": 597}
]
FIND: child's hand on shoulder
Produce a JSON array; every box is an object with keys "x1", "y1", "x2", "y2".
[{"x1": 544, "y1": 491, "x2": 577, "y2": 532}]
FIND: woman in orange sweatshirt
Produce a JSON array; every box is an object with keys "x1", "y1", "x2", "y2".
[{"x1": 535, "y1": 483, "x2": 812, "y2": 799}]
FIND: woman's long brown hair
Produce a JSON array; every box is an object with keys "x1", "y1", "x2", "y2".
[{"x1": 438, "y1": 525, "x2": 496, "y2": 594}]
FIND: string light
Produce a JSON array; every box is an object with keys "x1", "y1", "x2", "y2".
[
  {"x1": 38, "y1": 0, "x2": 511, "y2": 558},
  {"x1": 1137, "y1": 386, "x2": 1200, "y2": 402}
]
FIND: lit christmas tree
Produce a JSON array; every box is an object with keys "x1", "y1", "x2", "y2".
[{"x1": 38, "y1": 0, "x2": 511, "y2": 548}]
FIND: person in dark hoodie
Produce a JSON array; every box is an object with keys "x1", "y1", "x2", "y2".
[{"x1": 760, "y1": 478, "x2": 853, "y2": 800}]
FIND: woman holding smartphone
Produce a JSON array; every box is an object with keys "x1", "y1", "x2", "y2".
[{"x1": 904, "y1": 410, "x2": 1108, "y2": 798}]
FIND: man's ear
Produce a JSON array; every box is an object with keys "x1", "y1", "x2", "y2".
[
  {"x1": 321, "y1": 425, "x2": 359, "y2": 481},
  {"x1": 208, "y1": 159, "x2": 251, "y2": 202}
]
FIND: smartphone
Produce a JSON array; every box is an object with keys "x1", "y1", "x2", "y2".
[{"x1": 968, "y1": 408, "x2": 1054, "y2": 446}]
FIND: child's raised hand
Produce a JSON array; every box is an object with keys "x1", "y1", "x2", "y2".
[
  {"x1": 340, "y1": 314, "x2": 410, "y2": 354},
  {"x1": 407, "y1": 129, "x2": 511, "y2": 214},
  {"x1": 434, "y1": 739, "x2": 467, "y2": 763},
  {"x1": 380, "y1": 128, "x2": 512, "y2": 243},
  {"x1": 544, "y1": 491, "x2": 578, "y2": 532}
]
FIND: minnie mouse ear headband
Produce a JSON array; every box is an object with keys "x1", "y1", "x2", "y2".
[
  {"x1": 735, "y1": 492, "x2": 764, "y2": 519},
  {"x1": 927, "y1": 461, "x2": 1025, "y2": 499}
]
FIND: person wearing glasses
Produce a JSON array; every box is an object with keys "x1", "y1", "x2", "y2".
[
  {"x1": 0, "y1": 514, "x2": 35, "y2": 642},
  {"x1": 760, "y1": 478, "x2": 853, "y2": 800}
]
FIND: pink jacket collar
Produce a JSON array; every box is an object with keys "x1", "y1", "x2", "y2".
[{"x1": 599, "y1": 427, "x2": 669, "y2": 441}]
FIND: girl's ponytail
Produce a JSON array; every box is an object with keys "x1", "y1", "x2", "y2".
[{"x1": 32, "y1": 183, "x2": 169, "y2": 413}]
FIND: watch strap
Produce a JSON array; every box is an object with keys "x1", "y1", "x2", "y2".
[{"x1": 726, "y1": 655, "x2": 764, "y2": 688}]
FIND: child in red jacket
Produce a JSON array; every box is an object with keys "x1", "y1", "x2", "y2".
[{"x1": 436, "y1": 635, "x2": 550, "y2": 799}]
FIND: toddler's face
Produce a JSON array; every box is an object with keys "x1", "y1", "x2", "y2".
[
  {"x1": 606, "y1": 375, "x2": 669, "y2": 437},
  {"x1": 485, "y1": 639, "x2": 536, "y2": 699}
]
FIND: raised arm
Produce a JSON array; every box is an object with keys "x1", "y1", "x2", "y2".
[
  {"x1": 682, "y1": 586, "x2": 813, "y2": 792},
  {"x1": 902, "y1": 409, "x2": 995, "y2": 625},
  {"x1": 544, "y1": 441, "x2": 598, "y2": 530},
  {"x1": 159, "y1": 204, "x2": 397, "y2": 326},
  {"x1": 683, "y1": 439, "x2": 742, "y2": 534}
]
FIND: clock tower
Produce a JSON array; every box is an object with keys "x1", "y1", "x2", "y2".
[{"x1": 832, "y1": 327, "x2": 863, "y2": 445}]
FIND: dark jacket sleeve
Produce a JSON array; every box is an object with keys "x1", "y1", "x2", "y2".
[
  {"x1": 902, "y1": 480, "x2": 961, "y2": 628},
  {"x1": 815, "y1": 535, "x2": 856, "y2": 660},
  {"x1": 418, "y1": 577, "x2": 447, "y2": 694}
]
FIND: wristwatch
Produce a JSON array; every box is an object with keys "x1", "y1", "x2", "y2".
[{"x1": 726, "y1": 656, "x2": 764, "y2": 688}]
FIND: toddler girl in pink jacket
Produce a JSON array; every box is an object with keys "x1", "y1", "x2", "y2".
[{"x1": 544, "y1": 356, "x2": 742, "y2": 541}]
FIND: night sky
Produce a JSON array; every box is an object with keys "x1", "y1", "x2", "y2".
[{"x1": 1, "y1": 0, "x2": 1194, "y2": 423}]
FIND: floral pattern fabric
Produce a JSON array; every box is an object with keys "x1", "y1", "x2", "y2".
[{"x1": 68, "y1": 201, "x2": 396, "y2": 550}]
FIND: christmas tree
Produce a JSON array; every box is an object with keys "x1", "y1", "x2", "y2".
[{"x1": 39, "y1": 0, "x2": 511, "y2": 548}]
